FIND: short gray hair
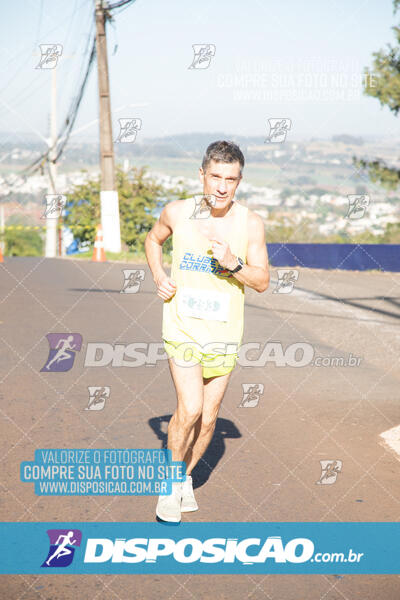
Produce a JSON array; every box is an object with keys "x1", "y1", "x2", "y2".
[{"x1": 202, "y1": 140, "x2": 245, "y2": 174}]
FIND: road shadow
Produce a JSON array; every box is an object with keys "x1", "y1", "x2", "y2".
[
  {"x1": 247, "y1": 284, "x2": 400, "y2": 322},
  {"x1": 148, "y1": 415, "x2": 241, "y2": 489},
  {"x1": 68, "y1": 288, "x2": 155, "y2": 294},
  {"x1": 287, "y1": 285, "x2": 400, "y2": 320}
]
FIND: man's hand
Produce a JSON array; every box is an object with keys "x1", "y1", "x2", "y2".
[
  {"x1": 155, "y1": 273, "x2": 177, "y2": 301},
  {"x1": 209, "y1": 238, "x2": 237, "y2": 271}
]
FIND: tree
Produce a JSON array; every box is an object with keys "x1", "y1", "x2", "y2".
[
  {"x1": 265, "y1": 216, "x2": 316, "y2": 243},
  {"x1": 279, "y1": 187, "x2": 292, "y2": 201},
  {"x1": 0, "y1": 213, "x2": 44, "y2": 256},
  {"x1": 64, "y1": 166, "x2": 189, "y2": 253},
  {"x1": 381, "y1": 221, "x2": 400, "y2": 243},
  {"x1": 353, "y1": 0, "x2": 400, "y2": 189},
  {"x1": 4, "y1": 229, "x2": 43, "y2": 256}
]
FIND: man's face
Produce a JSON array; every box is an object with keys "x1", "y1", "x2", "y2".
[{"x1": 199, "y1": 159, "x2": 242, "y2": 209}]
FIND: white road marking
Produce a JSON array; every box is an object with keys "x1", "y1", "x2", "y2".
[{"x1": 379, "y1": 425, "x2": 400, "y2": 461}]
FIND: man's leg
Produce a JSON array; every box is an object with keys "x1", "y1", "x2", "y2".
[
  {"x1": 156, "y1": 357, "x2": 204, "y2": 522},
  {"x1": 184, "y1": 371, "x2": 232, "y2": 475},
  {"x1": 167, "y1": 358, "x2": 204, "y2": 463},
  {"x1": 182, "y1": 415, "x2": 202, "y2": 472}
]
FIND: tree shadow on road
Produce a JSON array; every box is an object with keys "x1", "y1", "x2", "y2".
[{"x1": 148, "y1": 415, "x2": 241, "y2": 489}]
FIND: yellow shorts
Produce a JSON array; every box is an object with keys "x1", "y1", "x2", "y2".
[{"x1": 163, "y1": 340, "x2": 238, "y2": 379}]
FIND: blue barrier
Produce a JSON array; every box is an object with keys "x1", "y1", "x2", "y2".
[{"x1": 266, "y1": 243, "x2": 400, "y2": 272}]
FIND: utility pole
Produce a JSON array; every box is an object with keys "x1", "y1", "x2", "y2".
[
  {"x1": 95, "y1": 0, "x2": 121, "y2": 253},
  {"x1": 45, "y1": 66, "x2": 58, "y2": 258},
  {"x1": 0, "y1": 205, "x2": 4, "y2": 254}
]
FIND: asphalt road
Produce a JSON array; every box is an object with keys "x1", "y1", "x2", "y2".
[{"x1": 1, "y1": 256, "x2": 400, "y2": 599}]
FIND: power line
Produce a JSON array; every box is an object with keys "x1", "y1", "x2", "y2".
[
  {"x1": 0, "y1": 0, "x2": 93, "y2": 118},
  {"x1": 54, "y1": 37, "x2": 97, "y2": 162},
  {"x1": 108, "y1": 0, "x2": 136, "y2": 10},
  {"x1": 34, "y1": 0, "x2": 44, "y2": 49},
  {"x1": 23, "y1": 0, "x2": 136, "y2": 176},
  {"x1": 24, "y1": 31, "x2": 96, "y2": 175}
]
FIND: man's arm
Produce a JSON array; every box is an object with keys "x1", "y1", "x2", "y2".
[
  {"x1": 144, "y1": 201, "x2": 179, "y2": 300},
  {"x1": 144, "y1": 203, "x2": 173, "y2": 283},
  {"x1": 235, "y1": 211, "x2": 269, "y2": 292}
]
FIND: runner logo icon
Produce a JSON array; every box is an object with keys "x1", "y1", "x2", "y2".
[
  {"x1": 41, "y1": 333, "x2": 82, "y2": 372},
  {"x1": 41, "y1": 529, "x2": 82, "y2": 568}
]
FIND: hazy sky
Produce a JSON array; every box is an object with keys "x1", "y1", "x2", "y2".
[{"x1": 1, "y1": 0, "x2": 400, "y2": 145}]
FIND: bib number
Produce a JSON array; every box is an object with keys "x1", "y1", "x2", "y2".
[{"x1": 178, "y1": 287, "x2": 230, "y2": 322}]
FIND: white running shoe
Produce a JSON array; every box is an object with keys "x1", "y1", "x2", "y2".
[
  {"x1": 156, "y1": 481, "x2": 182, "y2": 522},
  {"x1": 180, "y1": 475, "x2": 199, "y2": 512}
]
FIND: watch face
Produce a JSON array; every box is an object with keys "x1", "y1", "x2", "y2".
[{"x1": 229, "y1": 257, "x2": 243, "y2": 272}]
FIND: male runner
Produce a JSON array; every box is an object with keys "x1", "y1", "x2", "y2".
[{"x1": 145, "y1": 140, "x2": 269, "y2": 522}]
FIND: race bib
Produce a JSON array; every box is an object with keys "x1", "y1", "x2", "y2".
[{"x1": 178, "y1": 287, "x2": 230, "y2": 322}]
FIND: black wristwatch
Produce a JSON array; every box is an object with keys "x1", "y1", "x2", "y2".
[{"x1": 229, "y1": 256, "x2": 244, "y2": 273}]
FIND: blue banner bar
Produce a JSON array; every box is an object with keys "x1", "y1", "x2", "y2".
[
  {"x1": 1, "y1": 522, "x2": 400, "y2": 574},
  {"x1": 267, "y1": 243, "x2": 400, "y2": 272}
]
